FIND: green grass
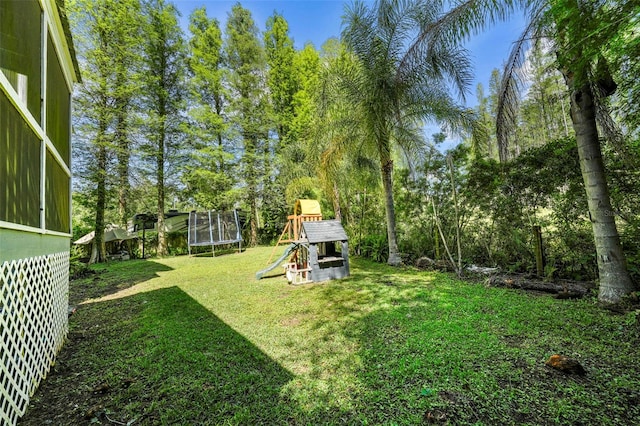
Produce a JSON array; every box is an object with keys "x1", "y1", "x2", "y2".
[{"x1": 22, "y1": 247, "x2": 640, "y2": 425}]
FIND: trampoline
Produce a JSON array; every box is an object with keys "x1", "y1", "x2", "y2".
[{"x1": 188, "y1": 210, "x2": 243, "y2": 256}]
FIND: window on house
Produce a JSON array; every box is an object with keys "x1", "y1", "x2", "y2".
[
  {"x1": 46, "y1": 34, "x2": 71, "y2": 165},
  {"x1": 318, "y1": 242, "x2": 342, "y2": 258},
  {"x1": 0, "y1": 91, "x2": 41, "y2": 227},
  {"x1": 0, "y1": 0, "x2": 42, "y2": 123},
  {"x1": 45, "y1": 152, "x2": 70, "y2": 233}
]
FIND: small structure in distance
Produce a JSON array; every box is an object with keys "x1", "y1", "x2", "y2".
[
  {"x1": 257, "y1": 200, "x2": 349, "y2": 284},
  {"x1": 188, "y1": 210, "x2": 243, "y2": 256},
  {"x1": 74, "y1": 224, "x2": 137, "y2": 260}
]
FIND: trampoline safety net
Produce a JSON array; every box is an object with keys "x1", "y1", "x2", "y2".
[{"x1": 188, "y1": 210, "x2": 242, "y2": 253}]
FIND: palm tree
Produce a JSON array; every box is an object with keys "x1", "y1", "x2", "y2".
[
  {"x1": 499, "y1": 0, "x2": 637, "y2": 303},
  {"x1": 438, "y1": 0, "x2": 637, "y2": 302},
  {"x1": 334, "y1": 0, "x2": 476, "y2": 265}
]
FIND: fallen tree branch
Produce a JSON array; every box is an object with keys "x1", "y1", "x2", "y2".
[{"x1": 486, "y1": 275, "x2": 596, "y2": 298}]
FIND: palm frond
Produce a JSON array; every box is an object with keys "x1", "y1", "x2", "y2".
[
  {"x1": 400, "y1": 0, "x2": 524, "y2": 81},
  {"x1": 592, "y1": 83, "x2": 636, "y2": 168},
  {"x1": 495, "y1": 35, "x2": 527, "y2": 162},
  {"x1": 408, "y1": 41, "x2": 474, "y2": 102},
  {"x1": 495, "y1": 1, "x2": 548, "y2": 162}
]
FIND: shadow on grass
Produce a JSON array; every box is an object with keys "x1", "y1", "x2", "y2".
[
  {"x1": 21, "y1": 286, "x2": 296, "y2": 425},
  {"x1": 26, "y1": 254, "x2": 640, "y2": 424},
  {"x1": 71, "y1": 259, "x2": 175, "y2": 305},
  {"x1": 312, "y1": 264, "x2": 640, "y2": 425}
]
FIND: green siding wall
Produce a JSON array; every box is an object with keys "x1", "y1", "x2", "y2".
[{"x1": 0, "y1": 229, "x2": 69, "y2": 263}]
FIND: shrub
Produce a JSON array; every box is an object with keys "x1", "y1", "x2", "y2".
[{"x1": 359, "y1": 234, "x2": 388, "y2": 263}]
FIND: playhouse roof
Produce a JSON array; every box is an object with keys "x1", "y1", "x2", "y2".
[
  {"x1": 294, "y1": 199, "x2": 322, "y2": 216},
  {"x1": 302, "y1": 220, "x2": 348, "y2": 243}
]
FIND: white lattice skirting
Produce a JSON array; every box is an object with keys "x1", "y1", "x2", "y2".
[{"x1": 0, "y1": 252, "x2": 69, "y2": 426}]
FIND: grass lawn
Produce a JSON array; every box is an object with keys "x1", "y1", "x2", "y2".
[{"x1": 21, "y1": 247, "x2": 640, "y2": 425}]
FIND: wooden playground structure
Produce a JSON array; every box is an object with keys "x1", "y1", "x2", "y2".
[
  {"x1": 279, "y1": 199, "x2": 322, "y2": 242},
  {"x1": 258, "y1": 199, "x2": 350, "y2": 284},
  {"x1": 267, "y1": 199, "x2": 322, "y2": 263}
]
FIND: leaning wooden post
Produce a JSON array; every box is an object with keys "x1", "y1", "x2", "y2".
[{"x1": 533, "y1": 225, "x2": 545, "y2": 278}]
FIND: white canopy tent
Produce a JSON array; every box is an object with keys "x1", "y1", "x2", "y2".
[{"x1": 74, "y1": 224, "x2": 137, "y2": 245}]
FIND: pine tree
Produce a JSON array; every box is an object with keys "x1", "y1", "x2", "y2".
[
  {"x1": 183, "y1": 7, "x2": 237, "y2": 211},
  {"x1": 112, "y1": 1, "x2": 144, "y2": 227},
  {"x1": 69, "y1": 0, "x2": 144, "y2": 263},
  {"x1": 264, "y1": 12, "x2": 297, "y2": 150},
  {"x1": 225, "y1": 4, "x2": 269, "y2": 246},
  {"x1": 142, "y1": 0, "x2": 186, "y2": 257}
]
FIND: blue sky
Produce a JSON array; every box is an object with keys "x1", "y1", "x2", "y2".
[
  {"x1": 174, "y1": 0, "x2": 346, "y2": 49},
  {"x1": 173, "y1": 0, "x2": 526, "y2": 102}
]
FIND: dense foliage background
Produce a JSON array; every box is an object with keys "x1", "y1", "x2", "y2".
[{"x1": 69, "y1": 0, "x2": 639, "y2": 285}]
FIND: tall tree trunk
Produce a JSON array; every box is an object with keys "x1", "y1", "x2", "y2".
[
  {"x1": 214, "y1": 94, "x2": 225, "y2": 172},
  {"x1": 113, "y1": 27, "x2": 133, "y2": 226},
  {"x1": 217, "y1": 132, "x2": 224, "y2": 173},
  {"x1": 157, "y1": 117, "x2": 168, "y2": 257},
  {"x1": 431, "y1": 196, "x2": 457, "y2": 274},
  {"x1": 567, "y1": 74, "x2": 635, "y2": 303},
  {"x1": 89, "y1": 26, "x2": 111, "y2": 265},
  {"x1": 447, "y1": 154, "x2": 462, "y2": 275},
  {"x1": 250, "y1": 192, "x2": 258, "y2": 246},
  {"x1": 333, "y1": 182, "x2": 342, "y2": 221},
  {"x1": 247, "y1": 155, "x2": 259, "y2": 247},
  {"x1": 381, "y1": 155, "x2": 401, "y2": 266},
  {"x1": 245, "y1": 135, "x2": 259, "y2": 247},
  {"x1": 90, "y1": 124, "x2": 108, "y2": 264},
  {"x1": 115, "y1": 107, "x2": 129, "y2": 226}
]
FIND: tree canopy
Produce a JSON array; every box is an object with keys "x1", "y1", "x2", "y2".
[{"x1": 68, "y1": 0, "x2": 639, "y2": 302}]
